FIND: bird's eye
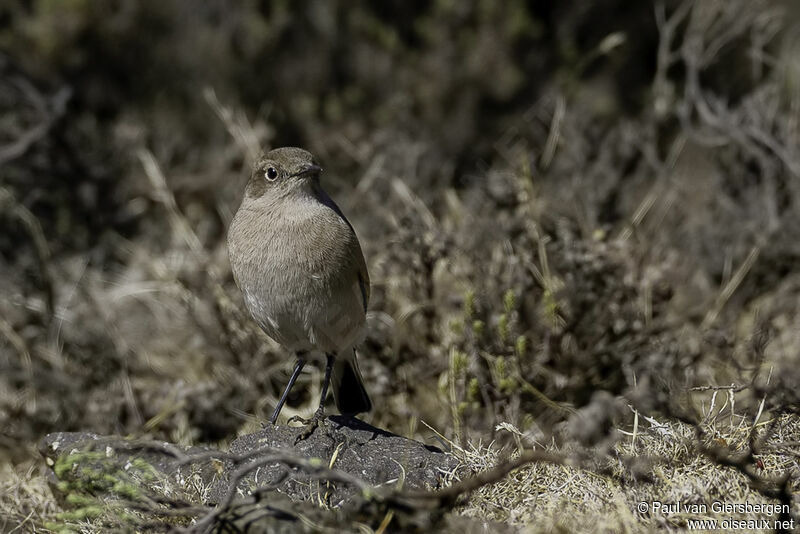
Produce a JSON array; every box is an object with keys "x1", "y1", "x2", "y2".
[{"x1": 265, "y1": 167, "x2": 278, "y2": 181}]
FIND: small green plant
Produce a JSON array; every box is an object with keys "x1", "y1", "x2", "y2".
[
  {"x1": 46, "y1": 448, "x2": 191, "y2": 531},
  {"x1": 443, "y1": 284, "x2": 549, "y2": 436}
]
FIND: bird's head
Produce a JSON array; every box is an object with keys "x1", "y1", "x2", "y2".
[{"x1": 244, "y1": 147, "x2": 323, "y2": 201}]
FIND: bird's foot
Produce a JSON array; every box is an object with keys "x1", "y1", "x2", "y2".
[{"x1": 289, "y1": 407, "x2": 326, "y2": 444}]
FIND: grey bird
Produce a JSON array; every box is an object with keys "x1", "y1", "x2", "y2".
[{"x1": 228, "y1": 147, "x2": 372, "y2": 425}]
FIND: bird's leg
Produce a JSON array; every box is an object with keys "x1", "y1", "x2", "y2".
[
  {"x1": 267, "y1": 354, "x2": 306, "y2": 426},
  {"x1": 315, "y1": 353, "x2": 335, "y2": 418},
  {"x1": 291, "y1": 353, "x2": 335, "y2": 443}
]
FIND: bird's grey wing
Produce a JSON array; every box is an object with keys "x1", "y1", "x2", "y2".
[
  {"x1": 314, "y1": 183, "x2": 370, "y2": 311},
  {"x1": 352, "y1": 239, "x2": 369, "y2": 312}
]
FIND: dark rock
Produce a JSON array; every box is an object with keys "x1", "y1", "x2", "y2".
[
  {"x1": 210, "y1": 415, "x2": 456, "y2": 505},
  {"x1": 38, "y1": 417, "x2": 500, "y2": 533}
]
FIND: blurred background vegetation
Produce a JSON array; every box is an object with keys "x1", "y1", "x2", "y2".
[{"x1": 2, "y1": 0, "x2": 800, "y2": 530}]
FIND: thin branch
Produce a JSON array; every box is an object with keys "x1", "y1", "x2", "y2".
[
  {"x1": 0, "y1": 84, "x2": 71, "y2": 165},
  {"x1": 0, "y1": 187, "x2": 55, "y2": 319}
]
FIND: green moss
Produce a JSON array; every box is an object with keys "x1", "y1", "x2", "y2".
[
  {"x1": 449, "y1": 318, "x2": 464, "y2": 335},
  {"x1": 499, "y1": 378, "x2": 517, "y2": 394},
  {"x1": 467, "y1": 377, "x2": 480, "y2": 401},
  {"x1": 57, "y1": 505, "x2": 103, "y2": 521},
  {"x1": 65, "y1": 493, "x2": 96, "y2": 507},
  {"x1": 494, "y1": 356, "x2": 506, "y2": 378},
  {"x1": 112, "y1": 479, "x2": 142, "y2": 500},
  {"x1": 44, "y1": 522, "x2": 79, "y2": 534},
  {"x1": 542, "y1": 289, "x2": 562, "y2": 327},
  {"x1": 53, "y1": 451, "x2": 105, "y2": 479},
  {"x1": 515, "y1": 335, "x2": 528, "y2": 356},
  {"x1": 463, "y1": 289, "x2": 476, "y2": 319},
  {"x1": 452, "y1": 350, "x2": 468, "y2": 374},
  {"x1": 471, "y1": 320, "x2": 485, "y2": 336},
  {"x1": 498, "y1": 313, "x2": 509, "y2": 343},
  {"x1": 503, "y1": 289, "x2": 516, "y2": 314},
  {"x1": 129, "y1": 458, "x2": 160, "y2": 482}
]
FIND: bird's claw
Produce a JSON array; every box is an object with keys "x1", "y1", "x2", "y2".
[{"x1": 290, "y1": 408, "x2": 326, "y2": 444}]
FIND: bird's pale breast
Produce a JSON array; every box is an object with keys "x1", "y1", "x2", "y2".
[{"x1": 228, "y1": 196, "x2": 367, "y2": 354}]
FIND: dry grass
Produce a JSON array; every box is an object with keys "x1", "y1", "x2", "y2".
[
  {"x1": 0, "y1": 460, "x2": 58, "y2": 533},
  {"x1": 453, "y1": 396, "x2": 800, "y2": 532}
]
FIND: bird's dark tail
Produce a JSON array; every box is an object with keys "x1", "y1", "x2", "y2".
[{"x1": 331, "y1": 351, "x2": 372, "y2": 415}]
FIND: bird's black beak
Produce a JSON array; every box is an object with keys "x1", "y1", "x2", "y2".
[{"x1": 292, "y1": 164, "x2": 323, "y2": 177}]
